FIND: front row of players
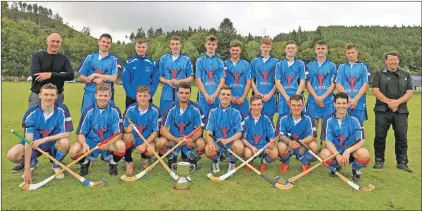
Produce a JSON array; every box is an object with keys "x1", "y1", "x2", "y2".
[{"x1": 7, "y1": 83, "x2": 370, "y2": 184}]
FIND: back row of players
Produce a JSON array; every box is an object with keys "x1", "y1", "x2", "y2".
[{"x1": 8, "y1": 35, "x2": 370, "y2": 184}]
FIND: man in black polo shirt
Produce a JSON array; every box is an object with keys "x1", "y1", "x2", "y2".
[
  {"x1": 29, "y1": 33, "x2": 74, "y2": 108},
  {"x1": 371, "y1": 51, "x2": 413, "y2": 173}
]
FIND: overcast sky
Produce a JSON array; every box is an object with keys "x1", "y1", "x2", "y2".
[{"x1": 36, "y1": 1, "x2": 421, "y2": 42}]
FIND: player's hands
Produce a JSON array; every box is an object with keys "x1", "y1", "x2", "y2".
[
  {"x1": 284, "y1": 95, "x2": 290, "y2": 104},
  {"x1": 267, "y1": 141, "x2": 275, "y2": 150},
  {"x1": 93, "y1": 77, "x2": 104, "y2": 85},
  {"x1": 388, "y1": 100, "x2": 401, "y2": 110},
  {"x1": 81, "y1": 142, "x2": 90, "y2": 153},
  {"x1": 231, "y1": 97, "x2": 238, "y2": 104},
  {"x1": 185, "y1": 137, "x2": 193, "y2": 147},
  {"x1": 340, "y1": 151, "x2": 350, "y2": 166},
  {"x1": 238, "y1": 97, "x2": 245, "y2": 105},
  {"x1": 209, "y1": 142, "x2": 217, "y2": 151},
  {"x1": 290, "y1": 140, "x2": 301, "y2": 149},
  {"x1": 34, "y1": 72, "x2": 52, "y2": 82},
  {"x1": 23, "y1": 168, "x2": 32, "y2": 184},
  {"x1": 349, "y1": 98, "x2": 358, "y2": 109},
  {"x1": 217, "y1": 138, "x2": 228, "y2": 146},
  {"x1": 315, "y1": 96, "x2": 325, "y2": 108},
  {"x1": 208, "y1": 93, "x2": 217, "y2": 104},
  {"x1": 125, "y1": 126, "x2": 133, "y2": 133},
  {"x1": 263, "y1": 93, "x2": 272, "y2": 102},
  {"x1": 98, "y1": 142, "x2": 109, "y2": 151},
  {"x1": 249, "y1": 146, "x2": 259, "y2": 154},
  {"x1": 135, "y1": 143, "x2": 147, "y2": 153},
  {"x1": 31, "y1": 138, "x2": 46, "y2": 149},
  {"x1": 335, "y1": 154, "x2": 343, "y2": 165}
]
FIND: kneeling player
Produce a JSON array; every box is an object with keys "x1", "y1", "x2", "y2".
[
  {"x1": 320, "y1": 92, "x2": 370, "y2": 182},
  {"x1": 123, "y1": 86, "x2": 160, "y2": 174},
  {"x1": 276, "y1": 94, "x2": 317, "y2": 173},
  {"x1": 242, "y1": 95, "x2": 278, "y2": 173},
  {"x1": 69, "y1": 84, "x2": 125, "y2": 176},
  {"x1": 204, "y1": 86, "x2": 244, "y2": 173},
  {"x1": 7, "y1": 84, "x2": 72, "y2": 183},
  {"x1": 156, "y1": 82, "x2": 205, "y2": 170}
]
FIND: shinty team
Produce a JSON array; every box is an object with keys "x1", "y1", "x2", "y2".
[{"x1": 6, "y1": 33, "x2": 409, "y2": 187}]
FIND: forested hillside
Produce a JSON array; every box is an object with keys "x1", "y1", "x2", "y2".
[{"x1": 1, "y1": 1, "x2": 421, "y2": 78}]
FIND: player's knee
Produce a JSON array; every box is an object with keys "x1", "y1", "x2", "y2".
[
  {"x1": 156, "y1": 137, "x2": 167, "y2": 149},
  {"x1": 123, "y1": 133, "x2": 133, "y2": 143},
  {"x1": 277, "y1": 142, "x2": 288, "y2": 153},
  {"x1": 243, "y1": 148, "x2": 252, "y2": 159},
  {"x1": 68, "y1": 143, "x2": 81, "y2": 156},
  {"x1": 232, "y1": 140, "x2": 244, "y2": 154},
  {"x1": 308, "y1": 141, "x2": 318, "y2": 153},
  {"x1": 114, "y1": 140, "x2": 126, "y2": 153},
  {"x1": 269, "y1": 149, "x2": 279, "y2": 160},
  {"x1": 7, "y1": 149, "x2": 18, "y2": 161},
  {"x1": 56, "y1": 138, "x2": 70, "y2": 152},
  {"x1": 195, "y1": 138, "x2": 206, "y2": 150},
  {"x1": 354, "y1": 147, "x2": 370, "y2": 160},
  {"x1": 319, "y1": 148, "x2": 332, "y2": 159}
]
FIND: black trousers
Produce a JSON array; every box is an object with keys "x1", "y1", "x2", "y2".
[{"x1": 374, "y1": 111, "x2": 409, "y2": 164}]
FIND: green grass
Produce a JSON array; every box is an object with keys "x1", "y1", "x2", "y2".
[{"x1": 1, "y1": 82, "x2": 421, "y2": 210}]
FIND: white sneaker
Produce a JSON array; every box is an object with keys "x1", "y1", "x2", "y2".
[
  {"x1": 212, "y1": 162, "x2": 220, "y2": 173},
  {"x1": 53, "y1": 167, "x2": 65, "y2": 179},
  {"x1": 227, "y1": 163, "x2": 236, "y2": 172}
]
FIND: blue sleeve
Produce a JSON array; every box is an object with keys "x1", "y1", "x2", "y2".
[
  {"x1": 123, "y1": 107, "x2": 133, "y2": 128},
  {"x1": 195, "y1": 57, "x2": 203, "y2": 78},
  {"x1": 217, "y1": 59, "x2": 225, "y2": 78},
  {"x1": 233, "y1": 110, "x2": 243, "y2": 133},
  {"x1": 110, "y1": 107, "x2": 124, "y2": 134},
  {"x1": 364, "y1": 63, "x2": 371, "y2": 84},
  {"x1": 205, "y1": 110, "x2": 215, "y2": 132},
  {"x1": 152, "y1": 109, "x2": 160, "y2": 132},
  {"x1": 322, "y1": 118, "x2": 334, "y2": 142},
  {"x1": 60, "y1": 103, "x2": 74, "y2": 132},
  {"x1": 186, "y1": 58, "x2": 194, "y2": 77},
  {"x1": 362, "y1": 64, "x2": 369, "y2": 84},
  {"x1": 79, "y1": 56, "x2": 91, "y2": 76},
  {"x1": 274, "y1": 62, "x2": 282, "y2": 81},
  {"x1": 76, "y1": 111, "x2": 91, "y2": 136},
  {"x1": 335, "y1": 65, "x2": 344, "y2": 84},
  {"x1": 245, "y1": 62, "x2": 251, "y2": 80},
  {"x1": 299, "y1": 62, "x2": 306, "y2": 80},
  {"x1": 304, "y1": 116, "x2": 313, "y2": 137},
  {"x1": 159, "y1": 56, "x2": 166, "y2": 77},
  {"x1": 150, "y1": 60, "x2": 160, "y2": 96},
  {"x1": 242, "y1": 119, "x2": 248, "y2": 139},
  {"x1": 250, "y1": 60, "x2": 256, "y2": 79},
  {"x1": 353, "y1": 118, "x2": 363, "y2": 141},
  {"x1": 163, "y1": 110, "x2": 173, "y2": 128},
  {"x1": 331, "y1": 63, "x2": 337, "y2": 82},
  {"x1": 266, "y1": 117, "x2": 275, "y2": 140},
  {"x1": 122, "y1": 62, "x2": 136, "y2": 99},
  {"x1": 56, "y1": 112, "x2": 66, "y2": 134},
  {"x1": 279, "y1": 118, "x2": 288, "y2": 136},
  {"x1": 22, "y1": 111, "x2": 36, "y2": 134},
  {"x1": 111, "y1": 58, "x2": 118, "y2": 75},
  {"x1": 305, "y1": 64, "x2": 310, "y2": 81},
  {"x1": 193, "y1": 109, "x2": 202, "y2": 128}
]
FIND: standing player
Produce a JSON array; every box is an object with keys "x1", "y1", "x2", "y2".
[
  {"x1": 68, "y1": 84, "x2": 125, "y2": 176},
  {"x1": 123, "y1": 86, "x2": 160, "y2": 174},
  {"x1": 159, "y1": 36, "x2": 194, "y2": 114},
  {"x1": 156, "y1": 82, "x2": 205, "y2": 170},
  {"x1": 250, "y1": 38, "x2": 278, "y2": 121},
  {"x1": 7, "y1": 83, "x2": 73, "y2": 182},
  {"x1": 204, "y1": 86, "x2": 244, "y2": 173},
  {"x1": 242, "y1": 95, "x2": 278, "y2": 173},
  {"x1": 195, "y1": 35, "x2": 226, "y2": 120},
  {"x1": 122, "y1": 39, "x2": 159, "y2": 108},
  {"x1": 320, "y1": 92, "x2": 370, "y2": 182},
  {"x1": 275, "y1": 40, "x2": 306, "y2": 115},
  {"x1": 306, "y1": 40, "x2": 337, "y2": 147},
  {"x1": 335, "y1": 43, "x2": 370, "y2": 124},
  {"x1": 224, "y1": 40, "x2": 251, "y2": 118},
  {"x1": 79, "y1": 33, "x2": 119, "y2": 114},
  {"x1": 276, "y1": 94, "x2": 317, "y2": 173}
]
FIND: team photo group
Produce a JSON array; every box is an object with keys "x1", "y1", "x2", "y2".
[{"x1": 7, "y1": 31, "x2": 415, "y2": 192}]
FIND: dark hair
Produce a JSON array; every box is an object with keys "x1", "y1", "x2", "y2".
[
  {"x1": 284, "y1": 40, "x2": 297, "y2": 48},
  {"x1": 205, "y1": 35, "x2": 218, "y2": 43},
  {"x1": 99, "y1": 33, "x2": 112, "y2": 42},
  {"x1": 314, "y1": 40, "x2": 328, "y2": 48},
  {"x1": 289, "y1": 94, "x2": 303, "y2": 103},
  {"x1": 385, "y1": 51, "x2": 400, "y2": 60},
  {"x1": 250, "y1": 94, "x2": 263, "y2": 104},
  {"x1": 169, "y1": 36, "x2": 182, "y2": 43},
  {"x1": 261, "y1": 37, "x2": 272, "y2": 45},
  {"x1": 136, "y1": 39, "x2": 148, "y2": 45},
  {"x1": 345, "y1": 43, "x2": 357, "y2": 51},
  {"x1": 334, "y1": 92, "x2": 349, "y2": 103},
  {"x1": 177, "y1": 82, "x2": 191, "y2": 92}
]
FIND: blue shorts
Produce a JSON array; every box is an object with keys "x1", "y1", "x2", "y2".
[
  {"x1": 348, "y1": 109, "x2": 367, "y2": 124},
  {"x1": 81, "y1": 91, "x2": 115, "y2": 114},
  {"x1": 306, "y1": 101, "x2": 335, "y2": 119},
  {"x1": 217, "y1": 141, "x2": 234, "y2": 158},
  {"x1": 277, "y1": 94, "x2": 306, "y2": 114},
  {"x1": 19, "y1": 140, "x2": 57, "y2": 160},
  {"x1": 159, "y1": 99, "x2": 174, "y2": 115},
  {"x1": 85, "y1": 139, "x2": 112, "y2": 162},
  {"x1": 198, "y1": 98, "x2": 220, "y2": 120},
  {"x1": 262, "y1": 96, "x2": 276, "y2": 116},
  {"x1": 231, "y1": 98, "x2": 249, "y2": 119},
  {"x1": 290, "y1": 148, "x2": 304, "y2": 160},
  {"x1": 167, "y1": 141, "x2": 187, "y2": 158}
]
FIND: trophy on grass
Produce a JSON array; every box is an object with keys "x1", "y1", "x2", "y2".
[{"x1": 172, "y1": 162, "x2": 195, "y2": 190}]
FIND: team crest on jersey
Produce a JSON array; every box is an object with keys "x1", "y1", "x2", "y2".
[
  {"x1": 145, "y1": 66, "x2": 151, "y2": 72},
  {"x1": 40, "y1": 129, "x2": 51, "y2": 138},
  {"x1": 253, "y1": 135, "x2": 261, "y2": 145},
  {"x1": 174, "y1": 121, "x2": 192, "y2": 137},
  {"x1": 207, "y1": 70, "x2": 214, "y2": 84},
  {"x1": 95, "y1": 69, "x2": 105, "y2": 74},
  {"x1": 284, "y1": 71, "x2": 297, "y2": 88},
  {"x1": 338, "y1": 135, "x2": 346, "y2": 146},
  {"x1": 97, "y1": 128, "x2": 107, "y2": 141},
  {"x1": 137, "y1": 124, "x2": 148, "y2": 134},
  {"x1": 316, "y1": 73, "x2": 329, "y2": 89},
  {"x1": 168, "y1": 68, "x2": 180, "y2": 80},
  {"x1": 220, "y1": 128, "x2": 229, "y2": 139}
]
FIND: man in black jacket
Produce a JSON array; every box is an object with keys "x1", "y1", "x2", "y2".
[
  {"x1": 29, "y1": 33, "x2": 74, "y2": 108},
  {"x1": 371, "y1": 51, "x2": 413, "y2": 173}
]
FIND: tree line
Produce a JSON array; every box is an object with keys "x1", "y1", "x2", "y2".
[{"x1": 1, "y1": 1, "x2": 421, "y2": 78}]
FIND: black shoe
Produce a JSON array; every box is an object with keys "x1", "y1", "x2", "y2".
[
  {"x1": 220, "y1": 154, "x2": 229, "y2": 162},
  {"x1": 352, "y1": 170, "x2": 361, "y2": 182},
  {"x1": 329, "y1": 166, "x2": 342, "y2": 177},
  {"x1": 189, "y1": 159, "x2": 200, "y2": 172},
  {"x1": 109, "y1": 163, "x2": 118, "y2": 176},
  {"x1": 397, "y1": 162, "x2": 412, "y2": 173},
  {"x1": 373, "y1": 159, "x2": 384, "y2": 169},
  {"x1": 181, "y1": 153, "x2": 188, "y2": 162},
  {"x1": 80, "y1": 161, "x2": 90, "y2": 176},
  {"x1": 11, "y1": 162, "x2": 24, "y2": 173},
  {"x1": 168, "y1": 158, "x2": 177, "y2": 171}
]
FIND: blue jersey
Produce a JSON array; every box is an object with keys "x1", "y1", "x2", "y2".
[
  {"x1": 242, "y1": 114, "x2": 275, "y2": 148},
  {"x1": 335, "y1": 61, "x2": 371, "y2": 110},
  {"x1": 195, "y1": 54, "x2": 225, "y2": 100},
  {"x1": 124, "y1": 103, "x2": 160, "y2": 145},
  {"x1": 76, "y1": 103, "x2": 124, "y2": 143},
  {"x1": 321, "y1": 113, "x2": 363, "y2": 152},
  {"x1": 250, "y1": 56, "x2": 278, "y2": 94},
  {"x1": 306, "y1": 59, "x2": 337, "y2": 104},
  {"x1": 122, "y1": 55, "x2": 159, "y2": 99},
  {"x1": 224, "y1": 59, "x2": 251, "y2": 98},
  {"x1": 22, "y1": 102, "x2": 73, "y2": 140},
  {"x1": 275, "y1": 58, "x2": 306, "y2": 96},
  {"x1": 275, "y1": 112, "x2": 313, "y2": 141},
  {"x1": 79, "y1": 52, "x2": 118, "y2": 93},
  {"x1": 159, "y1": 53, "x2": 194, "y2": 101},
  {"x1": 162, "y1": 100, "x2": 205, "y2": 125},
  {"x1": 206, "y1": 105, "x2": 243, "y2": 139},
  {"x1": 162, "y1": 102, "x2": 202, "y2": 138}
]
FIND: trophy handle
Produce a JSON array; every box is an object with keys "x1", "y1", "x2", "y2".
[
  {"x1": 189, "y1": 164, "x2": 196, "y2": 173},
  {"x1": 171, "y1": 163, "x2": 177, "y2": 172}
]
